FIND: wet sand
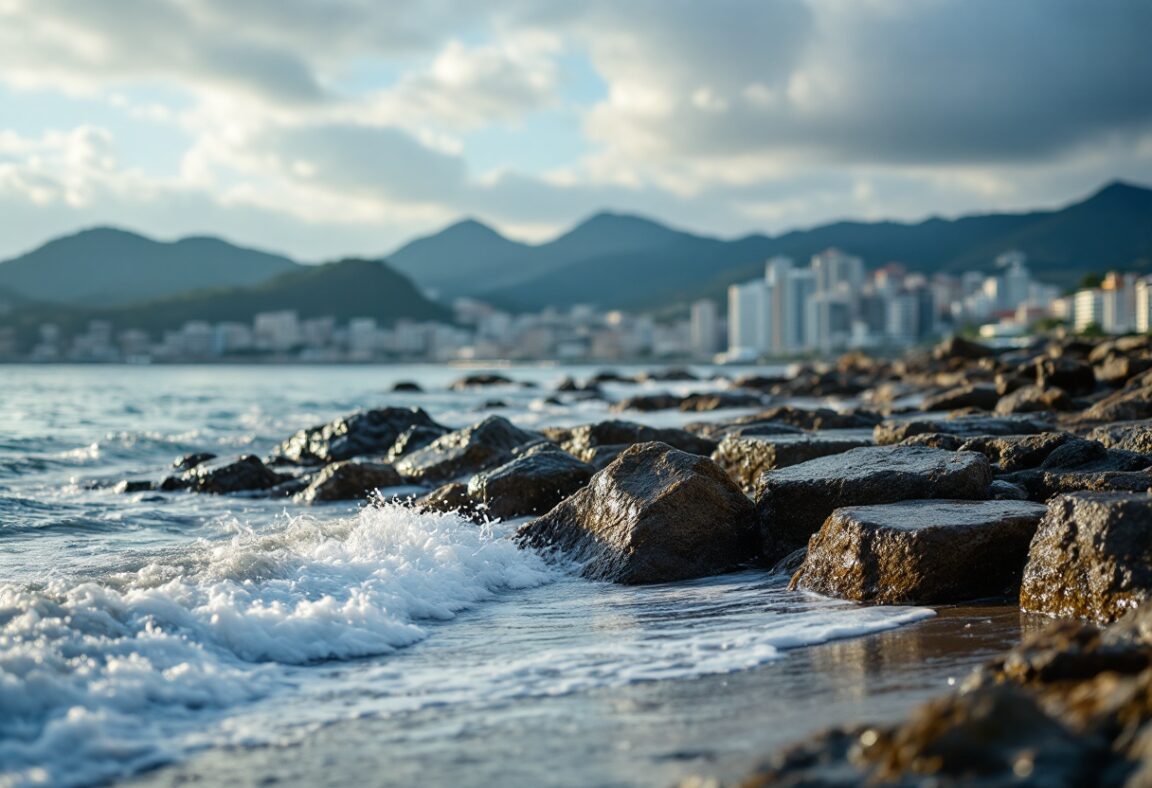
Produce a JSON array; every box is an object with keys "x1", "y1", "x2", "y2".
[{"x1": 124, "y1": 605, "x2": 1023, "y2": 788}]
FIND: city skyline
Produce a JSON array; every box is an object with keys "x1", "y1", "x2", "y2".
[{"x1": 1, "y1": 1, "x2": 1151, "y2": 261}]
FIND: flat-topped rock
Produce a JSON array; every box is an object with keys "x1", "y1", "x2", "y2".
[
  {"x1": 874, "y1": 414, "x2": 1052, "y2": 445},
  {"x1": 995, "y1": 385, "x2": 1073, "y2": 414},
  {"x1": 790, "y1": 500, "x2": 1046, "y2": 604},
  {"x1": 1021, "y1": 492, "x2": 1152, "y2": 623},
  {"x1": 273, "y1": 407, "x2": 441, "y2": 465},
  {"x1": 516, "y1": 442, "x2": 756, "y2": 584},
  {"x1": 754, "y1": 446, "x2": 992, "y2": 563},
  {"x1": 467, "y1": 445, "x2": 593, "y2": 520},
  {"x1": 555, "y1": 420, "x2": 716, "y2": 461},
  {"x1": 1088, "y1": 420, "x2": 1152, "y2": 454},
  {"x1": 394, "y1": 416, "x2": 543, "y2": 485},
  {"x1": 920, "y1": 384, "x2": 1000, "y2": 412},
  {"x1": 711, "y1": 432, "x2": 872, "y2": 494},
  {"x1": 295, "y1": 461, "x2": 403, "y2": 503},
  {"x1": 1083, "y1": 386, "x2": 1152, "y2": 422}
]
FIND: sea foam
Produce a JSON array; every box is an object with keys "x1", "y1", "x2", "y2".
[{"x1": 0, "y1": 503, "x2": 556, "y2": 787}]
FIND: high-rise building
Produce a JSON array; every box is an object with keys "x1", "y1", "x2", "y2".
[
  {"x1": 727, "y1": 280, "x2": 769, "y2": 357},
  {"x1": 1074, "y1": 289, "x2": 1104, "y2": 332},
  {"x1": 690, "y1": 298, "x2": 720, "y2": 357},
  {"x1": 1136, "y1": 277, "x2": 1152, "y2": 334},
  {"x1": 811, "y1": 248, "x2": 865, "y2": 295}
]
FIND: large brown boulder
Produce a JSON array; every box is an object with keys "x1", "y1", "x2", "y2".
[
  {"x1": 467, "y1": 445, "x2": 593, "y2": 519},
  {"x1": 295, "y1": 461, "x2": 403, "y2": 503},
  {"x1": 711, "y1": 432, "x2": 872, "y2": 494},
  {"x1": 393, "y1": 416, "x2": 543, "y2": 485},
  {"x1": 1021, "y1": 492, "x2": 1152, "y2": 624},
  {"x1": 789, "y1": 500, "x2": 1046, "y2": 604},
  {"x1": 516, "y1": 442, "x2": 757, "y2": 584},
  {"x1": 754, "y1": 446, "x2": 992, "y2": 563},
  {"x1": 273, "y1": 407, "x2": 442, "y2": 465}
]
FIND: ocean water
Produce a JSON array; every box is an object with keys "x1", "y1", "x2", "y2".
[{"x1": 0, "y1": 364, "x2": 962, "y2": 787}]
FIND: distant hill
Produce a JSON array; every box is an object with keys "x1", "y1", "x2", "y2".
[
  {"x1": 0, "y1": 227, "x2": 301, "y2": 306},
  {"x1": 390, "y1": 180, "x2": 1152, "y2": 312},
  {"x1": 1, "y1": 258, "x2": 451, "y2": 338}
]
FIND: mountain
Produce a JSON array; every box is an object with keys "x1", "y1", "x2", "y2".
[
  {"x1": 1, "y1": 258, "x2": 450, "y2": 338},
  {"x1": 386, "y1": 211, "x2": 710, "y2": 299},
  {"x1": 0, "y1": 227, "x2": 300, "y2": 306},
  {"x1": 470, "y1": 180, "x2": 1152, "y2": 312}
]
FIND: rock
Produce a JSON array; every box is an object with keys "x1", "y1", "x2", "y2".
[
  {"x1": 414, "y1": 482, "x2": 481, "y2": 520},
  {"x1": 273, "y1": 407, "x2": 441, "y2": 465},
  {"x1": 516, "y1": 442, "x2": 757, "y2": 584},
  {"x1": 1096, "y1": 355, "x2": 1152, "y2": 387},
  {"x1": 1088, "y1": 420, "x2": 1152, "y2": 454},
  {"x1": 1083, "y1": 386, "x2": 1152, "y2": 422},
  {"x1": 789, "y1": 500, "x2": 1046, "y2": 604},
  {"x1": 449, "y1": 373, "x2": 514, "y2": 390},
  {"x1": 686, "y1": 420, "x2": 805, "y2": 440},
  {"x1": 754, "y1": 446, "x2": 992, "y2": 563},
  {"x1": 114, "y1": 480, "x2": 154, "y2": 494},
  {"x1": 391, "y1": 381, "x2": 423, "y2": 392},
  {"x1": 481, "y1": 399, "x2": 507, "y2": 409},
  {"x1": 639, "y1": 367, "x2": 698, "y2": 382},
  {"x1": 1037, "y1": 356, "x2": 1096, "y2": 396},
  {"x1": 588, "y1": 370, "x2": 634, "y2": 385},
  {"x1": 732, "y1": 373, "x2": 790, "y2": 391},
  {"x1": 172, "y1": 452, "x2": 216, "y2": 472},
  {"x1": 677, "y1": 391, "x2": 765, "y2": 412},
  {"x1": 1002, "y1": 469, "x2": 1152, "y2": 501},
  {"x1": 167, "y1": 455, "x2": 284, "y2": 495},
  {"x1": 874, "y1": 414, "x2": 1052, "y2": 445},
  {"x1": 296, "y1": 461, "x2": 403, "y2": 503},
  {"x1": 994, "y1": 384, "x2": 1073, "y2": 414},
  {"x1": 467, "y1": 445, "x2": 593, "y2": 519},
  {"x1": 384, "y1": 424, "x2": 451, "y2": 462},
  {"x1": 990, "y1": 479, "x2": 1030, "y2": 500},
  {"x1": 921, "y1": 384, "x2": 1000, "y2": 412},
  {"x1": 556, "y1": 420, "x2": 717, "y2": 462},
  {"x1": 731, "y1": 406, "x2": 880, "y2": 432},
  {"x1": 711, "y1": 432, "x2": 872, "y2": 494},
  {"x1": 1021, "y1": 492, "x2": 1152, "y2": 623},
  {"x1": 393, "y1": 416, "x2": 543, "y2": 485},
  {"x1": 956, "y1": 432, "x2": 1076, "y2": 472},
  {"x1": 934, "y1": 335, "x2": 995, "y2": 361},
  {"x1": 609, "y1": 393, "x2": 682, "y2": 412}
]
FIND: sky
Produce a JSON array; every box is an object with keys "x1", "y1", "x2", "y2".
[{"x1": 1, "y1": 0, "x2": 1151, "y2": 262}]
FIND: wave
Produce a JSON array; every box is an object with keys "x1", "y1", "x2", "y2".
[{"x1": 0, "y1": 503, "x2": 556, "y2": 787}]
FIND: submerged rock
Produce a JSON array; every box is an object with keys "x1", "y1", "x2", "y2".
[
  {"x1": 516, "y1": 442, "x2": 756, "y2": 584},
  {"x1": 711, "y1": 432, "x2": 872, "y2": 494},
  {"x1": 1021, "y1": 492, "x2": 1152, "y2": 624},
  {"x1": 754, "y1": 446, "x2": 992, "y2": 563},
  {"x1": 273, "y1": 407, "x2": 441, "y2": 465},
  {"x1": 394, "y1": 415, "x2": 543, "y2": 485},
  {"x1": 790, "y1": 499, "x2": 1046, "y2": 604},
  {"x1": 467, "y1": 445, "x2": 593, "y2": 519},
  {"x1": 296, "y1": 461, "x2": 403, "y2": 503}
]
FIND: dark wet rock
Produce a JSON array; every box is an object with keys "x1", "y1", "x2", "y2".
[
  {"x1": 920, "y1": 384, "x2": 1000, "y2": 412},
  {"x1": 754, "y1": 446, "x2": 992, "y2": 563},
  {"x1": 609, "y1": 393, "x2": 682, "y2": 412},
  {"x1": 588, "y1": 370, "x2": 634, "y2": 385},
  {"x1": 734, "y1": 406, "x2": 880, "y2": 432},
  {"x1": 1037, "y1": 356, "x2": 1097, "y2": 396},
  {"x1": 790, "y1": 500, "x2": 1046, "y2": 604},
  {"x1": 114, "y1": 480, "x2": 154, "y2": 494},
  {"x1": 1038, "y1": 437, "x2": 1110, "y2": 470},
  {"x1": 172, "y1": 452, "x2": 216, "y2": 472},
  {"x1": 686, "y1": 420, "x2": 806, "y2": 440},
  {"x1": 1001, "y1": 469, "x2": 1152, "y2": 502},
  {"x1": 1083, "y1": 386, "x2": 1152, "y2": 422},
  {"x1": 267, "y1": 476, "x2": 311, "y2": 498},
  {"x1": 481, "y1": 399, "x2": 508, "y2": 409},
  {"x1": 731, "y1": 373, "x2": 790, "y2": 392},
  {"x1": 874, "y1": 414, "x2": 1052, "y2": 445},
  {"x1": 414, "y1": 482, "x2": 481, "y2": 520},
  {"x1": 393, "y1": 416, "x2": 544, "y2": 485},
  {"x1": 955, "y1": 432, "x2": 1076, "y2": 473},
  {"x1": 1088, "y1": 420, "x2": 1152, "y2": 455},
  {"x1": 467, "y1": 445, "x2": 593, "y2": 520},
  {"x1": 711, "y1": 432, "x2": 872, "y2": 494},
  {"x1": 1021, "y1": 492, "x2": 1152, "y2": 623},
  {"x1": 990, "y1": 479, "x2": 1030, "y2": 500},
  {"x1": 555, "y1": 420, "x2": 717, "y2": 462},
  {"x1": 516, "y1": 442, "x2": 757, "y2": 584},
  {"x1": 555, "y1": 376, "x2": 601, "y2": 394},
  {"x1": 639, "y1": 367, "x2": 698, "y2": 382},
  {"x1": 995, "y1": 384, "x2": 1073, "y2": 414},
  {"x1": 934, "y1": 335, "x2": 995, "y2": 361},
  {"x1": 384, "y1": 424, "x2": 451, "y2": 462},
  {"x1": 273, "y1": 407, "x2": 441, "y2": 465},
  {"x1": 448, "y1": 373, "x2": 514, "y2": 390},
  {"x1": 391, "y1": 381, "x2": 423, "y2": 392},
  {"x1": 296, "y1": 461, "x2": 403, "y2": 503},
  {"x1": 167, "y1": 455, "x2": 284, "y2": 495},
  {"x1": 677, "y1": 391, "x2": 765, "y2": 412}
]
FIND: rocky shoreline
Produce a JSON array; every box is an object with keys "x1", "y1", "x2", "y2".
[{"x1": 113, "y1": 331, "x2": 1152, "y2": 785}]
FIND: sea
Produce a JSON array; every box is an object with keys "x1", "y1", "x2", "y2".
[{"x1": 0, "y1": 364, "x2": 1015, "y2": 787}]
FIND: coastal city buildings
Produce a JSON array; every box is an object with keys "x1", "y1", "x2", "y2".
[{"x1": 2, "y1": 248, "x2": 1147, "y2": 364}]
